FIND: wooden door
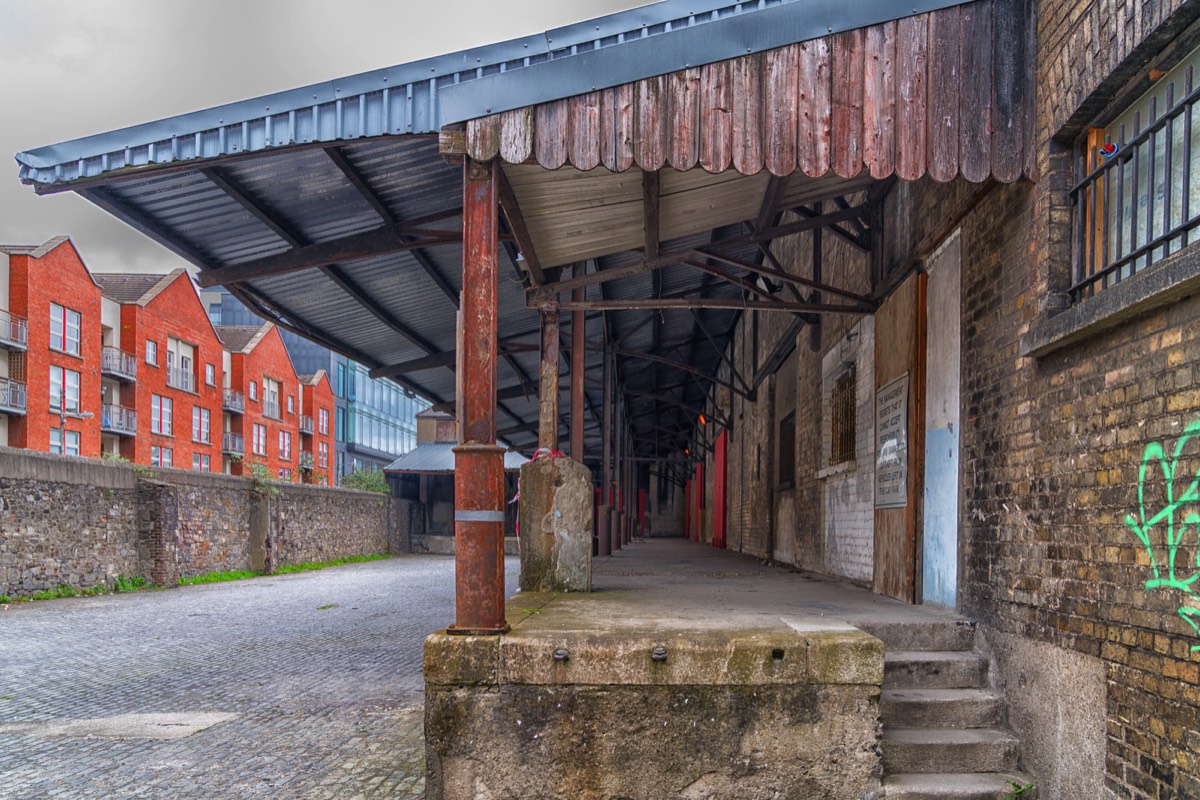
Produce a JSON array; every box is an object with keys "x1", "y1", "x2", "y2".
[{"x1": 873, "y1": 272, "x2": 926, "y2": 602}]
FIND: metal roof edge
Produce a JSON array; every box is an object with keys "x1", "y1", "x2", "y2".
[{"x1": 440, "y1": 0, "x2": 971, "y2": 124}]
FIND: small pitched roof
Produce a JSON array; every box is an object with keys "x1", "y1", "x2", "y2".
[
  {"x1": 298, "y1": 369, "x2": 328, "y2": 387},
  {"x1": 384, "y1": 442, "x2": 528, "y2": 474},
  {"x1": 214, "y1": 323, "x2": 270, "y2": 354},
  {"x1": 92, "y1": 269, "x2": 182, "y2": 304},
  {"x1": 0, "y1": 235, "x2": 71, "y2": 259}
]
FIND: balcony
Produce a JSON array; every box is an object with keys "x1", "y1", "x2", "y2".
[
  {"x1": 0, "y1": 309, "x2": 27, "y2": 351},
  {"x1": 100, "y1": 404, "x2": 137, "y2": 436},
  {"x1": 0, "y1": 377, "x2": 27, "y2": 415},
  {"x1": 100, "y1": 347, "x2": 137, "y2": 382},
  {"x1": 167, "y1": 366, "x2": 195, "y2": 393},
  {"x1": 222, "y1": 388, "x2": 245, "y2": 414},
  {"x1": 263, "y1": 400, "x2": 281, "y2": 420},
  {"x1": 222, "y1": 432, "x2": 245, "y2": 456},
  {"x1": 299, "y1": 450, "x2": 315, "y2": 470},
  {"x1": 299, "y1": 415, "x2": 314, "y2": 435}
]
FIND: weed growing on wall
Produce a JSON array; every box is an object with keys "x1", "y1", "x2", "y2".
[
  {"x1": 341, "y1": 467, "x2": 390, "y2": 494},
  {"x1": 1124, "y1": 420, "x2": 1200, "y2": 652}
]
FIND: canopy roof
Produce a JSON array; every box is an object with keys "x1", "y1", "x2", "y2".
[{"x1": 15, "y1": 0, "x2": 1033, "y2": 463}]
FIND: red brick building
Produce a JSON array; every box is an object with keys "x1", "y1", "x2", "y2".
[
  {"x1": 216, "y1": 323, "x2": 303, "y2": 480},
  {"x1": 299, "y1": 370, "x2": 335, "y2": 485},
  {"x1": 93, "y1": 270, "x2": 225, "y2": 471},
  {"x1": 0, "y1": 238, "x2": 102, "y2": 457}
]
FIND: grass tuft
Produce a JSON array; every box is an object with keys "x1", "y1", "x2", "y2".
[
  {"x1": 273, "y1": 553, "x2": 390, "y2": 574},
  {"x1": 178, "y1": 570, "x2": 262, "y2": 586}
]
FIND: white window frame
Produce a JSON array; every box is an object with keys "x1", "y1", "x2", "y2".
[
  {"x1": 205, "y1": 363, "x2": 216, "y2": 386},
  {"x1": 192, "y1": 453, "x2": 210, "y2": 472},
  {"x1": 49, "y1": 365, "x2": 81, "y2": 413},
  {"x1": 50, "y1": 303, "x2": 82, "y2": 356},
  {"x1": 151, "y1": 394, "x2": 173, "y2": 436},
  {"x1": 249, "y1": 380, "x2": 258, "y2": 401},
  {"x1": 145, "y1": 339, "x2": 158, "y2": 366},
  {"x1": 192, "y1": 406, "x2": 211, "y2": 444},
  {"x1": 252, "y1": 423, "x2": 267, "y2": 456},
  {"x1": 279, "y1": 430, "x2": 292, "y2": 461},
  {"x1": 318, "y1": 408, "x2": 329, "y2": 435}
]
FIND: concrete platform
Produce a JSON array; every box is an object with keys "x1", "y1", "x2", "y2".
[{"x1": 425, "y1": 538, "x2": 970, "y2": 800}]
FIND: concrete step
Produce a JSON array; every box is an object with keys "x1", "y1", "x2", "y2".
[
  {"x1": 857, "y1": 620, "x2": 976, "y2": 652},
  {"x1": 881, "y1": 688, "x2": 1005, "y2": 729},
  {"x1": 885, "y1": 651, "x2": 989, "y2": 690},
  {"x1": 882, "y1": 728, "x2": 1020, "y2": 774},
  {"x1": 883, "y1": 771, "x2": 1037, "y2": 799}
]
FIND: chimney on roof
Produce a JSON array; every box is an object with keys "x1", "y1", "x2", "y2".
[{"x1": 416, "y1": 408, "x2": 457, "y2": 444}]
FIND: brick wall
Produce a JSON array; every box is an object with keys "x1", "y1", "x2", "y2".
[{"x1": 0, "y1": 445, "x2": 401, "y2": 598}]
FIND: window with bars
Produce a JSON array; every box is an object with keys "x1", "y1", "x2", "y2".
[
  {"x1": 830, "y1": 365, "x2": 857, "y2": 466},
  {"x1": 1072, "y1": 44, "x2": 1200, "y2": 301}
]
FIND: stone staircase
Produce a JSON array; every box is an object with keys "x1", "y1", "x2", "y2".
[{"x1": 856, "y1": 620, "x2": 1037, "y2": 800}]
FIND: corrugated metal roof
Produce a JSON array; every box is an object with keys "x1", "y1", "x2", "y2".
[
  {"x1": 384, "y1": 442, "x2": 529, "y2": 474},
  {"x1": 14, "y1": 0, "x2": 969, "y2": 189}
]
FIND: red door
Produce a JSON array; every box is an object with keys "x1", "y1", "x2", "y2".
[{"x1": 713, "y1": 429, "x2": 727, "y2": 548}]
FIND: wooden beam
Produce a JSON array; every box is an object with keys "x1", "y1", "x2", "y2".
[
  {"x1": 527, "y1": 205, "x2": 865, "y2": 303},
  {"x1": 496, "y1": 166, "x2": 546, "y2": 287},
  {"x1": 194, "y1": 222, "x2": 460, "y2": 288},
  {"x1": 554, "y1": 297, "x2": 870, "y2": 314}
]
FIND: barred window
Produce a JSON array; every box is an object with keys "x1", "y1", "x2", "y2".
[
  {"x1": 830, "y1": 365, "x2": 857, "y2": 466},
  {"x1": 1073, "y1": 44, "x2": 1200, "y2": 301}
]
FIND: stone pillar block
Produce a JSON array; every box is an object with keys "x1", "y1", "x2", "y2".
[{"x1": 518, "y1": 456, "x2": 593, "y2": 592}]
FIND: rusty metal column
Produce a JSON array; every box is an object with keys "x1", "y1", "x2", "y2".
[
  {"x1": 597, "y1": 345, "x2": 612, "y2": 556},
  {"x1": 450, "y1": 158, "x2": 508, "y2": 635},
  {"x1": 612, "y1": 387, "x2": 623, "y2": 552},
  {"x1": 538, "y1": 308, "x2": 560, "y2": 450},
  {"x1": 570, "y1": 265, "x2": 585, "y2": 462}
]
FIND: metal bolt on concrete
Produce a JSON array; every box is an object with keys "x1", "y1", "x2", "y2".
[{"x1": 0, "y1": 555, "x2": 519, "y2": 799}]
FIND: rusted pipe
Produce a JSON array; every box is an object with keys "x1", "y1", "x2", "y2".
[
  {"x1": 538, "y1": 308, "x2": 560, "y2": 451},
  {"x1": 450, "y1": 158, "x2": 508, "y2": 635}
]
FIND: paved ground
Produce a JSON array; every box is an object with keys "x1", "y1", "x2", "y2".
[{"x1": 0, "y1": 555, "x2": 518, "y2": 800}]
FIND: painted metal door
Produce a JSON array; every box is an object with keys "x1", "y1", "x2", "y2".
[
  {"x1": 713, "y1": 429, "x2": 728, "y2": 548},
  {"x1": 922, "y1": 230, "x2": 962, "y2": 607}
]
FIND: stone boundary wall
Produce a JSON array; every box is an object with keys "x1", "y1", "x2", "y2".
[{"x1": 0, "y1": 446, "x2": 406, "y2": 597}]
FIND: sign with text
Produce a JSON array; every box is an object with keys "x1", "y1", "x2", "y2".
[{"x1": 875, "y1": 373, "x2": 909, "y2": 509}]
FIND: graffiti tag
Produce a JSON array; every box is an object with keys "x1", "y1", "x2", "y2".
[{"x1": 1124, "y1": 421, "x2": 1200, "y2": 652}]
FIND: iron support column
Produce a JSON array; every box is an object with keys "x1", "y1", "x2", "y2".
[
  {"x1": 598, "y1": 344, "x2": 612, "y2": 557},
  {"x1": 450, "y1": 158, "x2": 508, "y2": 635},
  {"x1": 612, "y1": 386, "x2": 623, "y2": 552},
  {"x1": 570, "y1": 265, "x2": 585, "y2": 463},
  {"x1": 538, "y1": 308, "x2": 560, "y2": 451}
]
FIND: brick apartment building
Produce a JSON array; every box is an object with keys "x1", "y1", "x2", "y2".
[
  {"x1": 1, "y1": 240, "x2": 343, "y2": 482},
  {"x1": 299, "y1": 370, "x2": 335, "y2": 485},
  {"x1": 0, "y1": 238, "x2": 102, "y2": 457},
  {"x1": 216, "y1": 322, "x2": 306, "y2": 481},
  {"x1": 93, "y1": 270, "x2": 226, "y2": 470}
]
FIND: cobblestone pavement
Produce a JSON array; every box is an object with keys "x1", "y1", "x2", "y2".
[{"x1": 0, "y1": 555, "x2": 519, "y2": 799}]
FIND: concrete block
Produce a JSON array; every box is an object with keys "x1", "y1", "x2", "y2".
[
  {"x1": 424, "y1": 632, "x2": 500, "y2": 686},
  {"x1": 518, "y1": 456, "x2": 593, "y2": 593}
]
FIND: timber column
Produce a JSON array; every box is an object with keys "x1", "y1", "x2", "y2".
[{"x1": 451, "y1": 158, "x2": 508, "y2": 635}]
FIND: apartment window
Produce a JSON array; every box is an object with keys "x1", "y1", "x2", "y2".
[
  {"x1": 205, "y1": 363, "x2": 216, "y2": 386},
  {"x1": 166, "y1": 337, "x2": 195, "y2": 392},
  {"x1": 830, "y1": 366, "x2": 857, "y2": 466},
  {"x1": 279, "y1": 468, "x2": 292, "y2": 481},
  {"x1": 49, "y1": 428, "x2": 80, "y2": 456},
  {"x1": 319, "y1": 441, "x2": 329, "y2": 468},
  {"x1": 49, "y1": 303, "x2": 81, "y2": 356},
  {"x1": 192, "y1": 407, "x2": 211, "y2": 444},
  {"x1": 319, "y1": 408, "x2": 329, "y2": 435},
  {"x1": 279, "y1": 430, "x2": 292, "y2": 461},
  {"x1": 192, "y1": 453, "x2": 211, "y2": 472},
  {"x1": 151, "y1": 395, "x2": 173, "y2": 436},
  {"x1": 1073, "y1": 42, "x2": 1200, "y2": 301},
  {"x1": 145, "y1": 339, "x2": 158, "y2": 365},
  {"x1": 263, "y1": 377, "x2": 280, "y2": 419},
  {"x1": 249, "y1": 381, "x2": 258, "y2": 401},
  {"x1": 336, "y1": 363, "x2": 345, "y2": 397},
  {"x1": 151, "y1": 446, "x2": 173, "y2": 468},
  {"x1": 287, "y1": 395, "x2": 295, "y2": 415},
  {"x1": 49, "y1": 366, "x2": 81, "y2": 413},
  {"x1": 252, "y1": 423, "x2": 267, "y2": 456}
]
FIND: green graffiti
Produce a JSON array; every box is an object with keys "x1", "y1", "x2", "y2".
[{"x1": 1124, "y1": 420, "x2": 1200, "y2": 652}]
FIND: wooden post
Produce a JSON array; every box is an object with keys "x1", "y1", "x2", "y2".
[
  {"x1": 450, "y1": 158, "x2": 508, "y2": 635},
  {"x1": 538, "y1": 308, "x2": 560, "y2": 450}
]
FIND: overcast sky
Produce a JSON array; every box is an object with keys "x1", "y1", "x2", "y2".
[{"x1": 0, "y1": 0, "x2": 643, "y2": 274}]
